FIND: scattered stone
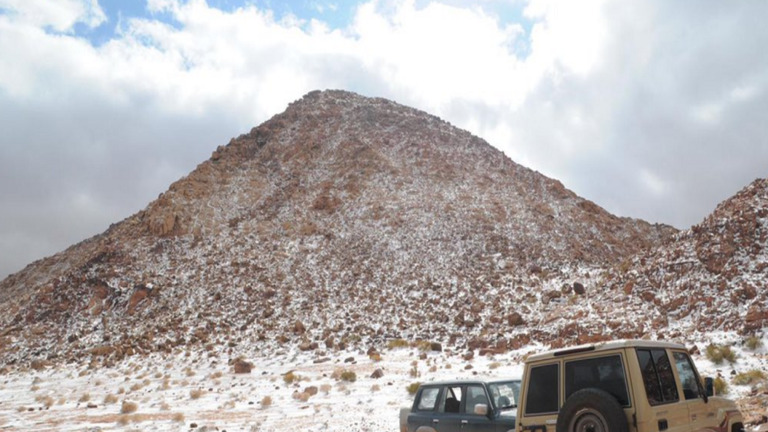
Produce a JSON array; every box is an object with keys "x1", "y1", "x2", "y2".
[
  {"x1": 233, "y1": 358, "x2": 253, "y2": 374},
  {"x1": 573, "y1": 282, "x2": 586, "y2": 295}
]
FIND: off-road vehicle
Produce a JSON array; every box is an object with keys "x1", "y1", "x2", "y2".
[
  {"x1": 400, "y1": 379, "x2": 521, "y2": 432},
  {"x1": 517, "y1": 340, "x2": 743, "y2": 432}
]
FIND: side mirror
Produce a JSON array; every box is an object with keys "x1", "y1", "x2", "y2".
[
  {"x1": 704, "y1": 377, "x2": 715, "y2": 397},
  {"x1": 474, "y1": 403, "x2": 488, "y2": 416}
]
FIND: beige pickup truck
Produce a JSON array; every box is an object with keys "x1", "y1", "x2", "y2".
[{"x1": 517, "y1": 340, "x2": 743, "y2": 432}]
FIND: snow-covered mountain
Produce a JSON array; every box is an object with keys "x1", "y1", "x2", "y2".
[
  {"x1": 0, "y1": 90, "x2": 680, "y2": 367},
  {"x1": 1, "y1": 90, "x2": 767, "y2": 429}
]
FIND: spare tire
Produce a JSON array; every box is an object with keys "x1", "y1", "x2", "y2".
[{"x1": 556, "y1": 388, "x2": 628, "y2": 432}]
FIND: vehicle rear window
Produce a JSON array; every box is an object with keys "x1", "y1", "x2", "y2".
[
  {"x1": 417, "y1": 387, "x2": 440, "y2": 411},
  {"x1": 565, "y1": 355, "x2": 630, "y2": 406},
  {"x1": 637, "y1": 348, "x2": 679, "y2": 405},
  {"x1": 525, "y1": 363, "x2": 559, "y2": 415}
]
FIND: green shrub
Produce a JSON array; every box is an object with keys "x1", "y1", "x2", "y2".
[
  {"x1": 406, "y1": 382, "x2": 421, "y2": 395},
  {"x1": 705, "y1": 344, "x2": 737, "y2": 365},
  {"x1": 733, "y1": 370, "x2": 766, "y2": 386}
]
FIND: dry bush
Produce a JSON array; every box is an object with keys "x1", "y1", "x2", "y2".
[
  {"x1": 331, "y1": 368, "x2": 356, "y2": 382},
  {"x1": 172, "y1": 412, "x2": 185, "y2": 422},
  {"x1": 260, "y1": 396, "x2": 272, "y2": 407},
  {"x1": 340, "y1": 370, "x2": 356, "y2": 382},
  {"x1": 371, "y1": 384, "x2": 381, "y2": 392},
  {"x1": 706, "y1": 344, "x2": 737, "y2": 364},
  {"x1": 406, "y1": 382, "x2": 421, "y2": 395},
  {"x1": 79, "y1": 393, "x2": 90, "y2": 403},
  {"x1": 35, "y1": 395, "x2": 54, "y2": 408},
  {"x1": 714, "y1": 377, "x2": 729, "y2": 394},
  {"x1": 104, "y1": 394, "x2": 118, "y2": 404},
  {"x1": 160, "y1": 402, "x2": 170, "y2": 410},
  {"x1": 320, "y1": 384, "x2": 332, "y2": 394},
  {"x1": 210, "y1": 371, "x2": 223, "y2": 379},
  {"x1": 489, "y1": 362, "x2": 501, "y2": 370},
  {"x1": 190, "y1": 389, "x2": 205, "y2": 400},
  {"x1": 185, "y1": 367, "x2": 195, "y2": 377},
  {"x1": 293, "y1": 391, "x2": 311, "y2": 402},
  {"x1": 120, "y1": 401, "x2": 138, "y2": 414},
  {"x1": 387, "y1": 339, "x2": 409, "y2": 349},
  {"x1": 733, "y1": 370, "x2": 766, "y2": 385},
  {"x1": 746, "y1": 336, "x2": 763, "y2": 351},
  {"x1": 283, "y1": 371, "x2": 299, "y2": 384}
]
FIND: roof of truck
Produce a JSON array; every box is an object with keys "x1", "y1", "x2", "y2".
[
  {"x1": 418, "y1": 378, "x2": 521, "y2": 388},
  {"x1": 525, "y1": 339, "x2": 687, "y2": 363}
]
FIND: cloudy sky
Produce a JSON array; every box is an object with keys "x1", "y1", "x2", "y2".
[{"x1": 1, "y1": 0, "x2": 767, "y2": 280}]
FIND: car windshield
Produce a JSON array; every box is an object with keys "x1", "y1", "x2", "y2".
[{"x1": 488, "y1": 380, "x2": 521, "y2": 410}]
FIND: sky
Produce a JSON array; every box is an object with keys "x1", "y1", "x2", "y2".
[{"x1": 1, "y1": 0, "x2": 767, "y2": 280}]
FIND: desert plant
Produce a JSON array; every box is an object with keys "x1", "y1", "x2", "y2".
[
  {"x1": 714, "y1": 377, "x2": 728, "y2": 394},
  {"x1": 705, "y1": 344, "x2": 737, "y2": 364},
  {"x1": 406, "y1": 382, "x2": 421, "y2": 395},
  {"x1": 745, "y1": 336, "x2": 763, "y2": 351},
  {"x1": 733, "y1": 370, "x2": 766, "y2": 386},
  {"x1": 489, "y1": 362, "x2": 501, "y2": 370},
  {"x1": 190, "y1": 389, "x2": 205, "y2": 399},
  {"x1": 387, "y1": 339, "x2": 409, "y2": 350},
  {"x1": 340, "y1": 370, "x2": 357, "y2": 382},
  {"x1": 261, "y1": 396, "x2": 272, "y2": 407},
  {"x1": 120, "y1": 401, "x2": 138, "y2": 414},
  {"x1": 283, "y1": 371, "x2": 299, "y2": 384},
  {"x1": 104, "y1": 394, "x2": 119, "y2": 404},
  {"x1": 79, "y1": 393, "x2": 90, "y2": 403},
  {"x1": 172, "y1": 412, "x2": 185, "y2": 422}
]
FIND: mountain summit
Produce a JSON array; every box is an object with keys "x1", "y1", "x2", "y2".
[{"x1": 0, "y1": 90, "x2": 680, "y2": 365}]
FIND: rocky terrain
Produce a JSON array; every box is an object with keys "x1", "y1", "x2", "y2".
[{"x1": 0, "y1": 90, "x2": 766, "y2": 430}]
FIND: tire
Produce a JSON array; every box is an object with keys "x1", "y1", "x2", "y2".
[{"x1": 556, "y1": 388, "x2": 628, "y2": 432}]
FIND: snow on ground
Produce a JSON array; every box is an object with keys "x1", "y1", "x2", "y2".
[
  {"x1": 0, "y1": 346, "x2": 524, "y2": 431},
  {"x1": 0, "y1": 336, "x2": 764, "y2": 431}
]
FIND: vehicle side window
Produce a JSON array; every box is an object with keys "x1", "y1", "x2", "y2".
[
  {"x1": 525, "y1": 363, "x2": 559, "y2": 415},
  {"x1": 464, "y1": 385, "x2": 489, "y2": 414},
  {"x1": 565, "y1": 355, "x2": 630, "y2": 406},
  {"x1": 442, "y1": 386, "x2": 463, "y2": 413},
  {"x1": 672, "y1": 352, "x2": 704, "y2": 400},
  {"x1": 637, "y1": 348, "x2": 679, "y2": 405},
  {"x1": 417, "y1": 387, "x2": 440, "y2": 411}
]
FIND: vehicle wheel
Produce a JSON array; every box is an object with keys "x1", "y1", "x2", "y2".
[{"x1": 556, "y1": 388, "x2": 628, "y2": 432}]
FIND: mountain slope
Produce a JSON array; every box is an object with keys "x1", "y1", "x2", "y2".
[
  {"x1": 604, "y1": 178, "x2": 768, "y2": 336},
  {"x1": 1, "y1": 90, "x2": 678, "y2": 365}
]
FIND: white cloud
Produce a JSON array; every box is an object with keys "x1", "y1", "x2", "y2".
[
  {"x1": 2, "y1": 0, "x2": 768, "y2": 279},
  {"x1": 0, "y1": 0, "x2": 105, "y2": 32}
]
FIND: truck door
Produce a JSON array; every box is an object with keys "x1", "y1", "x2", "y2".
[
  {"x1": 457, "y1": 384, "x2": 496, "y2": 432},
  {"x1": 635, "y1": 348, "x2": 689, "y2": 432},
  {"x1": 437, "y1": 385, "x2": 466, "y2": 432},
  {"x1": 671, "y1": 351, "x2": 714, "y2": 431},
  {"x1": 408, "y1": 386, "x2": 443, "y2": 432}
]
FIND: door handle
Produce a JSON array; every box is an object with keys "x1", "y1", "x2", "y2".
[
  {"x1": 461, "y1": 420, "x2": 469, "y2": 424},
  {"x1": 432, "y1": 419, "x2": 439, "y2": 424}
]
